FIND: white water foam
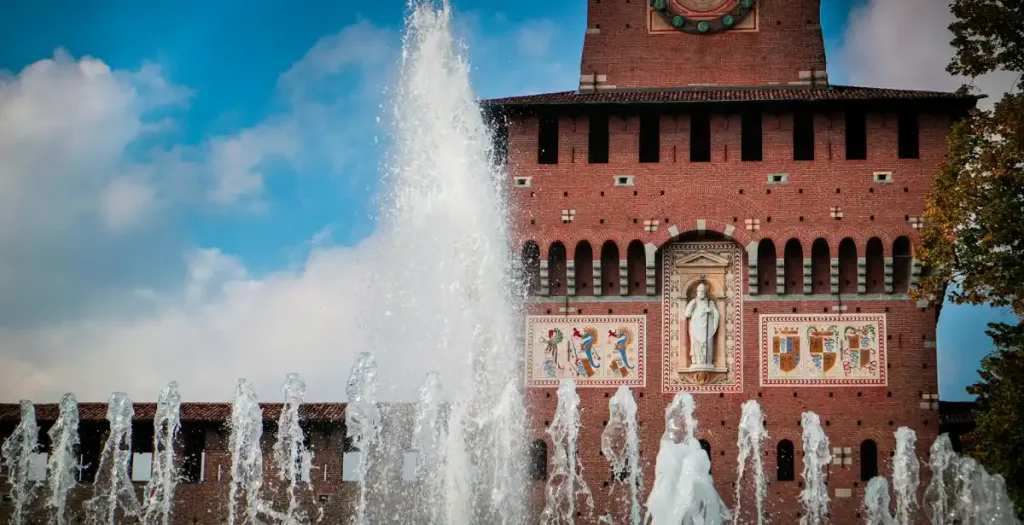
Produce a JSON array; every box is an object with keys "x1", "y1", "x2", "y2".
[
  {"x1": 601, "y1": 386, "x2": 643, "y2": 525},
  {"x1": 1, "y1": 400, "x2": 40, "y2": 525},
  {"x1": 734, "y1": 400, "x2": 768, "y2": 525},
  {"x1": 799, "y1": 412, "x2": 831, "y2": 525}
]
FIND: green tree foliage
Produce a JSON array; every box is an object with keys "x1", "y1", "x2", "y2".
[
  {"x1": 965, "y1": 322, "x2": 1024, "y2": 516},
  {"x1": 915, "y1": 0, "x2": 1024, "y2": 515}
]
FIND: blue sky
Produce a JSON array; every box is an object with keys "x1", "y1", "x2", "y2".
[{"x1": 0, "y1": 0, "x2": 1015, "y2": 402}]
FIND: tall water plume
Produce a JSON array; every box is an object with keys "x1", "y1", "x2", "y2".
[
  {"x1": 271, "y1": 373, "x2": 311, "y2": 525},
  {"x1": 227, "y1": 379, "x2": 266, "y2": 525},
  {"x1": 357, "y1": 0, "x2": 528, "y2": 520},
  {"x1": 45, "y1": 394, "x2": 80, "y2": 525},
  {"x1": 645, "y1": 392, "x2": 729, "y2": 525},
  {"x1": 600, "y1": 386, "x2": 642, "y2": 525},
  {"x1": 540, "y1": 378, "x2": 592, "y2": 525},
  {"x1": 1, "y1": 400, "x2": 40, "y2": 525},
  {"x1": 798, "y1": 412, "x2": 831, "y2": 525},
  {"x1": 863, "y1": 477, "x2": 895, "y2": 525},
  {"x1": 142, "y1": 382, "x2": 182, "y2": 525},
  {"x1": 412, "y1": 372, "x2": 448, "y2": 524},
  {"x1": 891, "y1": 427, "x2": 920, "y2": 525},
  {"x1": 733, "y1": 400, "x2": 768, "y2": 525},
  {"x1": 346, "y1": 352, "x2": 379, "y2": 525},
  {"x1": 923, "y1": 434, "x2": 958, "y2": 525},
  {"x1": 84, "y1": 392, "x2": 141, "y2": 525}
]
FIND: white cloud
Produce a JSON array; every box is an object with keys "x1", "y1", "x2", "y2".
[
  {"x1": 0, "y1": 10, "x2": 579, "y2": 404},
  {"x1": 101, "y1": 177, "x2": 156, "y2": 231},
  {"x1": 833, "y1": 0, "x2": 1018, "y2": 106}
]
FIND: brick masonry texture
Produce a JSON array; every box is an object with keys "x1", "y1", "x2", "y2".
[{"x1": 581, "y1": 0, "x2": 827, "y2": 88}]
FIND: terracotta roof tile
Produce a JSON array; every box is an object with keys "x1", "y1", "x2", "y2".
[
  {"x1": 482, "y1": 85, "x2": 981, "y2": 107},
  {"x1": 0, "y1": 402, "x2": 346, "y2": 422}
]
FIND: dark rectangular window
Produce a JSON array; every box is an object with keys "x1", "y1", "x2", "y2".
[
  {"x1": 78, "y1": 422, "x2": 106, "y2": 483},
  {"x1": 588, "y1": 112, "x2": 609, "y2": 164},
  {"x1": 492, "y1": 116, "x2": 509, "y2": 165},
  {"x1": 845, "y1": 109, "x2": 867, "y2": 160},
  {"x1": 898, "y1": 109, "x2": 920, "y2": 159},
  {"x1": 741, "y1": 111, "x2": 763, "y2": 161},
  {"x1": 639, "y1": 113, "x2": 660, "y2": 163},
  {"x1": 180, "y1": 425, "x2": 207, "y2": 483},
  {"x1": 690, "y1": 112, "x2": 711, "y2": 163},
  {"x1": 793, "y1": 109, "x2": 814, "y2": 161},
  {"x1": 537, "y1": 115, "x2": 558, "y2": 164}
]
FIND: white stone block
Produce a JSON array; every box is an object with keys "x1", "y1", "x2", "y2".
[{"x1": 835, "y1": 488, "x2": 853, "y2": 498}]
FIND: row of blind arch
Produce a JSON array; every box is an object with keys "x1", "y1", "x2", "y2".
[
  {"x1": 521, "y1": 236, "x2": 914, "y2": 296},
  {"x1": 527, "y1": 439, "x2": 882, "y2": 483}
]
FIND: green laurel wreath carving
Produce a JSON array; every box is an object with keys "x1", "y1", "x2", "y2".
[{"x1": 651, "y1": 0, "x2": 755, "y2": 35}]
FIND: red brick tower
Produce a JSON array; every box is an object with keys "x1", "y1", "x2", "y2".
[{"x1": 484, "y1": 0, "x2": 980, "y2": 522}]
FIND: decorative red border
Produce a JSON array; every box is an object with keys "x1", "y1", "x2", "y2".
[
  {"x1": 661, "y1": 243, "x2": 744, "y2": 394},
  {"x1": 524, "y1": 315, "x2": 647, "y2": 388},
  {"x1": 758, "y1": 314, "x2": 888, "y2": 387}
]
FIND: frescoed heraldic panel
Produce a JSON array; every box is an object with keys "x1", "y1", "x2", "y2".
[
  {"x1": 760, "y1": 314, "x2": 888, "y2": 387},
  {"x1": 525, "y1": 315, "x2": 646, "y2": 388}
]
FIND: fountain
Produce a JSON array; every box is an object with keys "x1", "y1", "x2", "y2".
[
  {"x1": 799, "y1": 412, "x2": 831, "y2": 525},
  {"x1": 142, "y1": 382, "x2": 182, "y2": 525},
  {"x1": 734, "y1": 400, "x2": 768, "y2": 525},
  {"x1": 540, "y1": 378, "x2": 593, "y2": 525},
  {"x1": 412, "y1": 372, "x2": 448, "y2": 525},
  {"x1": 892, "y1": 427, "x2": 921, "y2": 525},
  {"x1": 270, "y1": 374, "x2": 312, "y2": 525},
  {"x1": 345, "y1": 352, "x2": 379, "y2": 525},
  {"x1": 45, "y1": 394, "x2": 81, "y2": 525},
  {"x1": 645, "y1": 392, "x2": 729, "y2": 525},
  {"x1": 863, "y1": 477, "x2": 896, "y2": 525},
  {"x1": 600, "y1": 386, "x2": 643, "y2": 525},
  {"x1": 227, "y1": 379, "x2": 266, "y2": 525},
  {"x1": 84, "y1": 392, "x2": 141, "y2": 525},
  {"x1": 1, "y1": 400, "x2": 40, "y2": 525}
]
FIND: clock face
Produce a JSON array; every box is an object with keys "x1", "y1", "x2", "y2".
[
  {"x1": 673, "y1": 0, "x2": 732, "y2": 13},
  {"x1": 653, "y1": 0, "x2": 755, "y2": 34}
]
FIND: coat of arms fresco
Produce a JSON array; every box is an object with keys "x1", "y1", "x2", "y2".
[
  {"x1": 760, "y1": 314, "x2": 887, "y2": 387},
  {"x1": 525, "y1": 316, "x2": 646, "y2": 388}
]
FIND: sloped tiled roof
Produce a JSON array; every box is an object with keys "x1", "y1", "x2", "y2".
[
  {"x1": 482, "y1": 85, "x2": 982, "y2": 107},
  {"x1": 0, "y1": 402, "x2": 346, "y2": 422}
]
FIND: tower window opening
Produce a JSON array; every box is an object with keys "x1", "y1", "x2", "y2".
[
  {"x1": 793, "y1": 109, "x2": 814, "y2": 161},
  {"x1": 845, "y1": 109, "x2": 868, "y2": 160},
  {"x1": 690, "y1": 112, "x2": 711, "y2": 163},
  {"x1": 589, "y1": 112, "x2": 610, "y2": 164},
  {"x1": 741, "y1": 111, "x2": 763, "y2": 161},
  {"x1": 639, "y1": 113, "x2": 660, "y2": 163},
  {"x1": 538, "y1": 116, "x2": 558, "y2": 164},
  {"x1": 898, "y1": 108, "x2": 920, "y2": 159}
]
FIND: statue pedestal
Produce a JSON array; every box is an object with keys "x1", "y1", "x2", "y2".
[{"x1": 678, "y1": 364, "x2": 728, "y2": 374}]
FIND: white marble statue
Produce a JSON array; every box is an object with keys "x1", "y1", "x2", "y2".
[{"x1": 684, "y1": 282, "x2": 720, "y2": 368}]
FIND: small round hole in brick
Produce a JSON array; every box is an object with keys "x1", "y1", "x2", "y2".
[
  {"x1": 857, "y1": 420, "x2": 862, "y2": 426},
  {"x1": 828, "y1": 392, "x2": 833, "y2": 398},
  {"x1": 660, "y1": 190, "x2": 665, "y2": 195},
  {"x1": 733, "y1": 217, "x2": 738, "y2": 222},
  {"x1": 793, "y1": 392, "x2": 798, "y2": 398},
  {"x1": 887, "y1": 391, "x2": 892, "y2": 397},
  {"x1": 600, "y1": 191, "x2": 605, "y2": 196},
  {"x1": 643, "y1": 309, "x2": 648, "y2": 314},
  {"x1": 836, "y1": 188, "x2": 841, "y2": 194},
  {"x1": 625, "y1": 23, "x2": 631, "y2": 28},
  {"x1": 633, "y1": 190, "x2": 638, "y2": 196},
  {"x1": 856, "y1": 307, "x2": 861, "y2": 312},
  {"x1": 719, "y1": 393, "x2": 724, "y2": 398},
  {"x1": 545, "y1": 392, "x2": 550, "y2": 398},
  {"x1": 633, "y1": 218, "x2": 638, "y2": 223},
  {"x1": 739, "y1": 189, "x2": 744, "y2": 194},
  {"x1": 757, "y1": 392, "x2": 762, "y2": 397},
  {"x1": 563, "y1": 191, "x2": 568, "y2": 197},
  {"x1": 870, "y1": 215, "x2": 875, "y2": 221},
  {"x1": 904, "y1": 187, "x2": 909, "y2": 192},
  {"x1": 766, "y1": 189, "x2": 771, "y2": 195},
  {"x1": 546, "y1": 309, "x2": 551, "y2": 314},
  {"x1": 608, "y1": 309, "x2": 613, "y2": 314},
  {"x1": 869, "y1": 187, "x2": 874, "y2": 193},
  {"x1": 799, "y1": 188, "x2": 803, "y2": 194},
  {"x1": 639, "y1": 392, "x2": 643, "y2": 398},
  {"x1": 766, "y1": 217, "x2": 772, "y2": 222},
  {"x1": 799, "y1": 216, "x2": 804, "y2": 222}
]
